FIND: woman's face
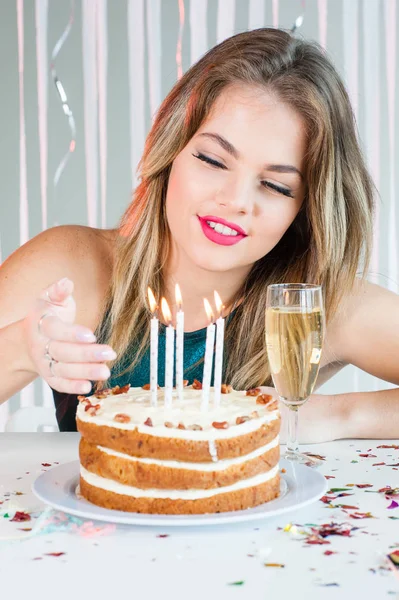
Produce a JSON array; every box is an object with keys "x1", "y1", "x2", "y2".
[{"x1": 166, "y1": 85, "x2": 307, "y2": 277}]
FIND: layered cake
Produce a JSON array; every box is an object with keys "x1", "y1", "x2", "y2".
[{"x1": 76, "y1": 382, "x2": 281, "y2": 515}]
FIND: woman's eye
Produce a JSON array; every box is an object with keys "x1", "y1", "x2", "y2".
[
  {"x1": 192, "y1": 152, "x2": 227, "y2": 170},
  {"x1": 261, "y1": 181, "x2": 293, "y2": 198}
]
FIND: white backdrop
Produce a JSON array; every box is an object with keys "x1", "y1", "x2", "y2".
[{"x1": 0, "y1": 0, "x2": 398, "y2": 430}]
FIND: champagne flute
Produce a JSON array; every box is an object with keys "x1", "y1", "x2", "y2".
[{"x1": 265, "y1": 284, "x2": 324, "y2": 465}]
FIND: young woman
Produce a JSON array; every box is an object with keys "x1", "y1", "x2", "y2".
[{"x1": 0, "y1": 29, "x2": 398, "y2": 439}]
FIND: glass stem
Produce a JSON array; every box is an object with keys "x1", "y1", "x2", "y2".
[{"x1": 286, "y1": 406, "x2": 299, "y2": 456}]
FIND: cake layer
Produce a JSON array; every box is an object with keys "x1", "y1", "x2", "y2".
[
  {"x1": 79, "y1": 436, "x2": 280, "y2": 490},
  {"x1": 77, "y1": 416, "x2": 281, "y2": 463},
  {"x1": 79, "y1": 467, "x2": 280, "y2": 514}
]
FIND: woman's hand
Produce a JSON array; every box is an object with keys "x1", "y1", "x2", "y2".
[
  {"x1": 258, "y1": 386, "x2": 345, "y2": 443},
  {"x1": 22, "y1": 277, "x2": 116, "y2": 395}
]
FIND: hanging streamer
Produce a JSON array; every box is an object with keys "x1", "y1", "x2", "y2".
[
  {"x1": 96, "y1": 0, "x2": 108, "y2": 229},
  {"x1": 190, "y1": 0, "x2": 207, "y2": 65},
  {"x1": 176, "y1": 0, "x2": 185, "y2": 79},
  {"x1": 291, "y1": 1, "x2": 306, "y2": 34},
  {"x1": 128, "y1": 0, "x2": 146, "y2": 189},
  {"x1": 50, "y1": 0, "x2": 76, "y2": 190},
  {"x1": 317, "y1": 0, "x2": 327, "y2": 49},
  {"x1": 35, "y1": 0, "x2": 49, "y2": 232},
  {"x1": 146, "y1": 0, "x2": 162, "y2": 120},
  {"x1": 384, "y1": 0, "x2": 397, "y2": 293},
  {"x1": 248, "y1": 0, "x2": 265, "y2": 30},
  {"x1": 217, "y1": 0, "x2": 235, "y2": 45}
]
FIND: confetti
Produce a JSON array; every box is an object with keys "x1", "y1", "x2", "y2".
[
  {"x1": 324, "y1": 476, "x2": 335, "y2": 480},
  {"x1": 10, "y1": 511, "x2": 31, "y2": 522},
  {"x1": 303, "y1": 452, "x2": 326, "y2": 461},
  {"x1": 389, "y1": 517, "x2": 399, "y2": 520},
  {"x1": 359, "y1": 454, "x2": 377, "y2": 458},
  {"x1": 377, "y1": 445, "x2": 399, "y2": 450},
  {"x1": 264, "y1": 563, "x2": 285, "y2": 568},
  {"x1": 387, "y1": 501, "x2": 399, "y2": 510},
  {"x1": 228, "y1": 581, "x2": 245, "y2": 586},
  {"x1": 157, "y1": 534, "x2": 169, "y2": 538},
  {"x1": 323, "y1": 550, "x2": 337, "y2": 556},
  {"x1": 319, "y1": 583, "x2": 340, "y2": 587},
  {"x1": 18, "y1": 528, "x2": 32, "y2": 532},
  {"x1": 372, "y1": 462, "x2": 386, "y2": 466},
  {"x1": 354, "y1": 484, "x2": 373, "y2": 489},
  {"x1": 41, "y1": 463, "x2": 52, "y2": 467},
  {"x1": 45, "y1": 552, "x2": 66, "y2": 557},
  {"x1": 328, "y1": 488, "x2": 351, "y2": 493},
  {"x1": 348, "y1": 512, "x2": 375, "y2": 519}
]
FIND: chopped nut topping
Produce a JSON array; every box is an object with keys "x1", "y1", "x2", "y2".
[
  {"x1": 164, "y1": 421, "x2": 174, "y2": 428},
  {"x1": 77, "y1": 396, "x2": 89, "y2": 403},
  {"x1": 221, "y1": 384, "x2": 232, "y2": 394},
  {"x1": 188, "y1": 424, "x2": 203, "y2": 431},
  {"x1": 94, "y1": 391, "x2": 108, "y2": 399},
  {"x1": 236, "y1": 416, "x2": 250, "y2": 425},
  {"x1": 192, "y1": 379, "x2": 202, "y2": 390},
  {"x1": 246, "y1": 388, "x2": 261, "y2": 396},
  {"x1": 114, "y1": 413, "x2": 131, "y2": 423},
  {"x1": 112, "y1": 384, "x2": 131, "y2": 395},
  {"x1": 144, "y1": 417, "x2": 153, "y2": 427},
  {"x1": 177, "y1": 423, "x2": 186, "y2": 430},
  {"x1": 142, "y1": 383, "x2": 160, "y2": 390},
  {"x1": 250, "y1": 410, "x2": 260, "y2": 419},
  {"x1": 84, "y1": 402, "x2": 100, "y2": 413},
  {"x1": 212, "y1": 421, "x2": 229, "y2": 429},
  {"x1": 266, "y1": 400, "x2": 279, "y2": 412},
  {"x1": 256, "y1": 394, "x2": 273, "y2": 405},
  {"x1": 87, "y1": 407, "x2": 99, "y2": 416}
]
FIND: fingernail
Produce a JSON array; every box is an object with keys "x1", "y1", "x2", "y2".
[
  {"x1": 95, "y1": 350, "x2": 117, "y2": 360},
  {"x1": 57, "y1": 277, "x2": 69, "y2": 287},
  {"x1": 76, "y1": 331, "x2": 96, "y2": 342}
]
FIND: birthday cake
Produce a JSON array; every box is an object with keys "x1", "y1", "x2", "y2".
[{"x1": 76, "y1": 382, "x2": 281, "y2": 515}]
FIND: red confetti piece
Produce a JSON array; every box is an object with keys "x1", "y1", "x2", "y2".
[
  {"x1": 41, "y1": 463, "x2": 52, "y2": 467},
  {"x1": 335, "y1": 504, "x2": 359, "y2": 510},
  {"x1": 386, "y1": 463, "x2": 399, "y2": 467},
  {"x1": 45, "y1": 552, "x2": 66, "y2": 557},
  {"x1": 320, "y1": 495, "x2": 336, "y2": 504},
  {"x1": 348, "y1": 512, "x2": 375, "y2": 519},
  {"x1": 372, "y1": 463, "x2": 386, "y2": 466},
  {"x1": 336, "y1": 493, "x2": 354, "y2": 498},
  {"x1": 359, "y1": 454, "x2": 377, "y2": 458},
  {"x1": 157, "y1": 534, "x2": 169, "y2": 538},
  {"x1": 387, "y1": 500, "x2": 399, "y2": 510},
  {"x1": 10, "y1": 511, "x2": 31, "y2": 522},
  {"x1": 354, "y1": 484, "x2": 373, "y2": 489},
  {"x1": 323, "y1": 550, "x2": 337, "y2": 556},
  {"x1": 325, "y1": 476, "x2": 335, "y2": 480}
]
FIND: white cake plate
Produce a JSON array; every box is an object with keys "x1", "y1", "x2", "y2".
[{"x1": 32, "y1": 458, "x2": 327, "y2": 527}]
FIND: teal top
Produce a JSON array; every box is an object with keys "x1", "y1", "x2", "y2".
[{"x1": 108, "y1": 323, "x2": 212, "y2": 389}]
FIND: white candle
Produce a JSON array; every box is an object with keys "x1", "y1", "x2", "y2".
[
  {"x1": 175, "y1": 284, "x2": 184, "y2": 404},
  {"x1": 161, "y1": 298, "x2": 175, "y2": 410},
  {"x1": 147, "y1": 288, "x2": 159, "y2": 407},
  {"x1": 201, "y1": 298, "x2": 215, "y2": 412},
  {"x1": 213, "y1": 291, "x2": 225, "y2": 408}
]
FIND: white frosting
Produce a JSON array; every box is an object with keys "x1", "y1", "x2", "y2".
[
  {"x1": 77, "y1": 386, "x2": 279, "y2": 441},
  {"x1": 80, "y1": 463, "x2": 279, "y2": 500},
  {"x1": 96, "y1": 436, "x2": 279, "y2": 471},
  {"x1": 208, "y1": 439, "x2": 218, "y2": 462}
]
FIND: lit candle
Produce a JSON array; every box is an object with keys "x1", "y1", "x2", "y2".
[
  {"x1": 175, "y1": 284, "x2": 184, "y2": 404},
  {"x1": 213, "y1": 291, "x2": 225, "y2": 408},
  {"x1": 147, "y1": 287, "x2": 159, "y2": 407},
  {"x1": 161, "y1": 297, "x2": 175, "y2": 410},
  {"x1": 201, "y1": 298, "x2": 215, "y2": 412}
]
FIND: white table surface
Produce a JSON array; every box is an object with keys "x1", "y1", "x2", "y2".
[{"x1": 0, "y1": 433, "x2": 398, "y2": 600}]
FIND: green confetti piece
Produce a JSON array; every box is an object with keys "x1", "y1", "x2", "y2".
[
  {"x1": 3, "y1": 513, "x2": 9, "y2": 518},
  {"x1": 228, "y1": 581, "x2": 245, "y2": 586},
  {"x1": 388, "y1": 516, "x2": 399, "y2": 520},
  {"x1": 328, "y1": 488, "x2": 351, "y2": 493},
  {"x1": 351, "y1": 460, "x2": 358, "y2": 463}
]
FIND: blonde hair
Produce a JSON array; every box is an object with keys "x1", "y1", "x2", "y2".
[{"x1": 95, "y1": 28, "x2": 374, "y2": 390}]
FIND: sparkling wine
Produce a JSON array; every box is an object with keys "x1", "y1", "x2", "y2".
[{"x1": 265, "y1": 306, "x2": 324, "y2": 406}]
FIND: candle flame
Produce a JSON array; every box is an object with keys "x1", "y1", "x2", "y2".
[
  {"x1": 214, "y1": 290, "x2": 224, "y2": 317},
  {"x1": 175, "y1": 283, "x2": 183, "y2": 310},
  {"x1": 203, "y1": 298, "x2": 214, "y2": 324},
  {"x1": 161, "y1": 297, "x2": 172, "y2": 325},
  {"x1": 147, "y1": 287, "x2": 157, "y2": 313}
]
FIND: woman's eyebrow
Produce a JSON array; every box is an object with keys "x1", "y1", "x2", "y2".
[{"x1": 197, "y1": 132, "x2": 304, "y2": 181}]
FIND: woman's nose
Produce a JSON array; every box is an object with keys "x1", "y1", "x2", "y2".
[{"x1": 214, "y1": 177, "x2": 254, "y2": 214}]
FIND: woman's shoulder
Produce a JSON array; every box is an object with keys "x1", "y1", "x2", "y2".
[
  {"x1": 0, "y1": 224, "x2": 118, "y2": 330},
  {"x1": 323, "y1": 277, "x2": 399, "y2": 376}
]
